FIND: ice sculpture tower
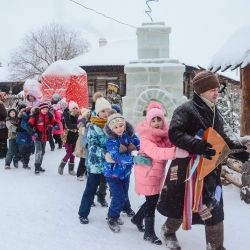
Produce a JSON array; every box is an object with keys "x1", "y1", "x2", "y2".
[{"x1": 122, "y1": 22, "x2": 187, "y2": 126}]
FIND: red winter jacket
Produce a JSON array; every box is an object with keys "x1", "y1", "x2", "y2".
[{"x1": 27, "y1": 109, "x2": 57, "y2": 142}]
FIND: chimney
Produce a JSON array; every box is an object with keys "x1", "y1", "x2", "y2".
[{"x1": 99, "y1": 38, "x2": 107, "y2": 47}]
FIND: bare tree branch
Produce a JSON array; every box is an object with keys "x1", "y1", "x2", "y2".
[{"x1": 7, "y1": 22, "x2": 91, "y2": 81}]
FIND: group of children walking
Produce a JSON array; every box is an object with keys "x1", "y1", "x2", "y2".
[
  {"x1": 1, "y1": 89, "x2": 189, "y2": 246},
  {"x1": 77, "y1": 92, "x2": 188, "y2": 246}
]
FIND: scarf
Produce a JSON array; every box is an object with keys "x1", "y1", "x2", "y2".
[{"x1": 90, "y1": 116, "x2": 107, "y2": 129}]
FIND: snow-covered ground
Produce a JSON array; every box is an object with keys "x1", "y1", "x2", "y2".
[{"x1": 0, "y1": 145, "x2": 249, "y2": 250}]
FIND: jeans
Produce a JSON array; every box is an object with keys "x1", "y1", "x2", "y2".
[
  {"x1": 63, "y1": 143, "x2": 76, "y2": 163},
  {"x1": 34, "y1": 141, "x2": 46, "y2": 166},
  {"x1": 106, "y1": 176, "x2": 130, "y2": 219},
  {"x1": 5, "y1": 138, "x2": 18, "y2": 165},
  {"x1": 140, "y1": 194, "x2": 159, "y2": 217},
  {"x1": 78, "y1": 173, "x2": 102, "y2": 217},
  {"x1": 17, "y1": 144, "x2": 32, "y2": 165}
]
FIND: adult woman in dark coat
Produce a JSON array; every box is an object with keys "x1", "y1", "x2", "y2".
[
  {"x1": 0, "y1": 92, "x2": 8, "y2": 159},
  {"x1": 157, "y1": 71, "x2": 249, "y2": 250}
]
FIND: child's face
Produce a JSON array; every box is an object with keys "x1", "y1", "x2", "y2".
[
  {"x1": 41, "y1": 108, "x2": 48, "y2": 115},
  {"x1": 72, "y1": 107, "x2": 79, "y2": 114},
  {"x1": 9, "y1": 110, "x2": 16, "y2": 118},
  {"x1": 28, "y1": 95, "x2": 35, "y2": 101},
  {"x1": 98, "y1": 108, "x2": 110, "y2": 119},
  {"x1": 53, "y1": 98, "x2": 58, "y2": 102},
  {"x1": 61, "y1": 103, "x2": 67, "y2": 109},
  {"x1": 112, "y1": 123, "x2": 125, "y2": 136},
  {"x1": 150, "y1": 117, "x2": 163, "y2": 129}
]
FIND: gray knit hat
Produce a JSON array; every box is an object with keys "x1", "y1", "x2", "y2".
[
  {"x1": 107, "y1": 109, "x2": 125, "y2": 131},
  {"x1": 193, "y1": 71, "x2": 220, "y2": 95}
]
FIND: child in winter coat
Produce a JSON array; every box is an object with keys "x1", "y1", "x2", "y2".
[
  {"x1": 73, "y1": 108, "x2": 90, "y2": 181},
  {"x1": 103, "y1": 109, "x2": 150, "y2": 233},
  {"x1": 16, "y1": 107, "x2": 34, "y2": 169},
  {"x1": 51, "y1": 93, "x2": 61, "y2": 105},
  {"x1": 26, "y1": 90, "x2": 40, "y2": 107},
  {"x1": 0, "y1": 92, "x2": 8, "y2": 159},
  {"x1": 27, "y1": 102, "x2": 59, "y2": 174},
  {"x1": 5, "y1": 108, "x2": 19, "y2": 169},
  {"x1": 52, "y1": 104, "x2": 63, "y2": 149},
  {"x1": 44, "y1": 98, "x2": 55, "y2": 151},
  {"x1": 58, "y1": 101, "x2": 79, "y2": 176},
  {"x1": 131, "y1": 103, "x2": 189, "y2": 245},
  {"x1": 78, "y1": 92, "x2": 111, "y2": 224}
]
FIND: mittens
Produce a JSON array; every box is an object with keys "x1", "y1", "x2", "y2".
[
  {"x1": 32, "y1": 133, "x2": 38, "y2": 141},
  {"x1": 53, "y1": 125, "x2": 60, "y2": 130},
  {"x1": 133, "y1": 154, "x2": 151, "y2": 166},
  {"x1": 231, "y1": 151, "x2": 250, "y2": 163},
  {"x1": 199, "y1": 141, "x2": 216, "y2": 160}
]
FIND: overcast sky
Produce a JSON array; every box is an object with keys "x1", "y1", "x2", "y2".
[{"x1": 1, "y1": 0, "x2": 250, "y2": 69}]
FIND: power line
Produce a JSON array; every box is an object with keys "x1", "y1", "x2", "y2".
[{"x1": 70, "y1": 0, "x2": 136, "y2": 29}]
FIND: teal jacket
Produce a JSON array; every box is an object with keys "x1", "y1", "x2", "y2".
[{"x1": 87, "y1": 122, "x2": 107, "y2": 174}]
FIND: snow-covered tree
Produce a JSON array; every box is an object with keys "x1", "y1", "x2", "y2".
[{"x1": 217, "y1": 83, "x2": 241, "y2": 134}]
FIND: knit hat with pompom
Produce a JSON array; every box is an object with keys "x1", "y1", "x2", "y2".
[
  {"x1": 107, "y1": 109, "x2": 125, "y2": 131},
  {"x1": 93, "y1": 92, "x2": 111, "y2": 115},
  {"x1": 68, "y1": 101, "x2": 79, "y2": 111},
  {"x1": 146, "y1": 103, "x2": 165, "y2": 125}
]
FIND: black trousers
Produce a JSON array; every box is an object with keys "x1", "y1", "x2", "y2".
[
  {"x1": 77, "y1": 158, "x2": 87, "y2": 177},
  {"x1": 48, "y1": 129, "x2": 55, "y2": 150},
  {"x1": 53, "y1": 134, "x2": 62, "y2": 148},
  {"x1": 0, "y1": 138, "x2": 7, "y2": 158},
  {"x1": 97, "y1": 174, "x2": 108, "y2": 197},
  {"x1": 141, "y1": 194, "x2": 159, "y2": 217}
]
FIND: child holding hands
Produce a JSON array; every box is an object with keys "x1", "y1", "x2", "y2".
[
  {"x1": 131, "y1": 103, "x2": 188, "y2": 245},
  {"x1": 103, "y1": 109, "x2": 151, "y2": 233}
]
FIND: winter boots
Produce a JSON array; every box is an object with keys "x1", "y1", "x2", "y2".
[
  {"x1": 205, "y1": 222, "x2": 226, "y2": 250},
  {"x1": 161, "y1": 218, "x2": 182, "y2": 250},
  {"x1": 131, "y1": 205, "x2": 145, "y2": 232},
  {"x1": 106, "y1": 217, "x2": 120, "y2": 233},
  {"x1": 58, "y1": 160, "x2": 67, "y2": 175},
  {"x1": 79, "y1": 216, "x2": 89, "y2": 224},
  {"x1": 68, "y1": 163, "x2": 77, "y2": 176},
  {"x1": 35, "y1": 164, "x2": 40, "y2": 174},
  {"x1": 123, "y1": 208, "x2": 135, "y2": 217},
  {"x1": 23, "y1": 164, "x2": 31, "y2": 170},
  {"x1": 144, "y1": 217, "x2": 162, "y2": 245}
]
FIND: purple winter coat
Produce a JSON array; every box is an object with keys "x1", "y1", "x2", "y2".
[{"x1": 26, "y1": 90, "x2": 41, "y2": 107}]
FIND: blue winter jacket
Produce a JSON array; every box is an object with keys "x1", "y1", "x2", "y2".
[
  {"x1": 16, "y1": 111, "x2": 33, "y2": 146},
  {"x1": 103, "y1": 121, "x2": 140, "y2": 180}
]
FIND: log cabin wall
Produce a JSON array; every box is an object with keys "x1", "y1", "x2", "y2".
[{"x1": 80, "y1": 66, "x2": 126, "y2": 107}]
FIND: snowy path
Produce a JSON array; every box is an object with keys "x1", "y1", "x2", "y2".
[{"x1": 0, "y1": 145, "x2": 249, "y2": 250}]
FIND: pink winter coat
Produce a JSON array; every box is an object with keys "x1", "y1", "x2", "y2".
[
  {"x1": 134, "y1": 121, "x2": 176, "y2": 196},
  {"x1": 52, "y1": 110, "x2": 63, "y2": 135}
]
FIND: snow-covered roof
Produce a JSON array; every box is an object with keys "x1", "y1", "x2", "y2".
[
  {"x1": 208, "y1": 26, "x2": 250, "y2": 72},
  {"x1": 42, "y1": 60, "x2": 86, "y2": 76},
  {"x1": 217, "y1": 70, "x2": 240, "y2": 82},
  {"x1": 70, "y1": 39, "x2": 199, "y2": 69}
]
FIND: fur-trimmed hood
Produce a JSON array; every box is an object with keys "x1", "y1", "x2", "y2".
[
  {"x1": 136, "y1": 120, "x2": 170, "y2": 142},
  {"x1": 103, "y1": 121, "x2": 135, "y2": 140}
]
